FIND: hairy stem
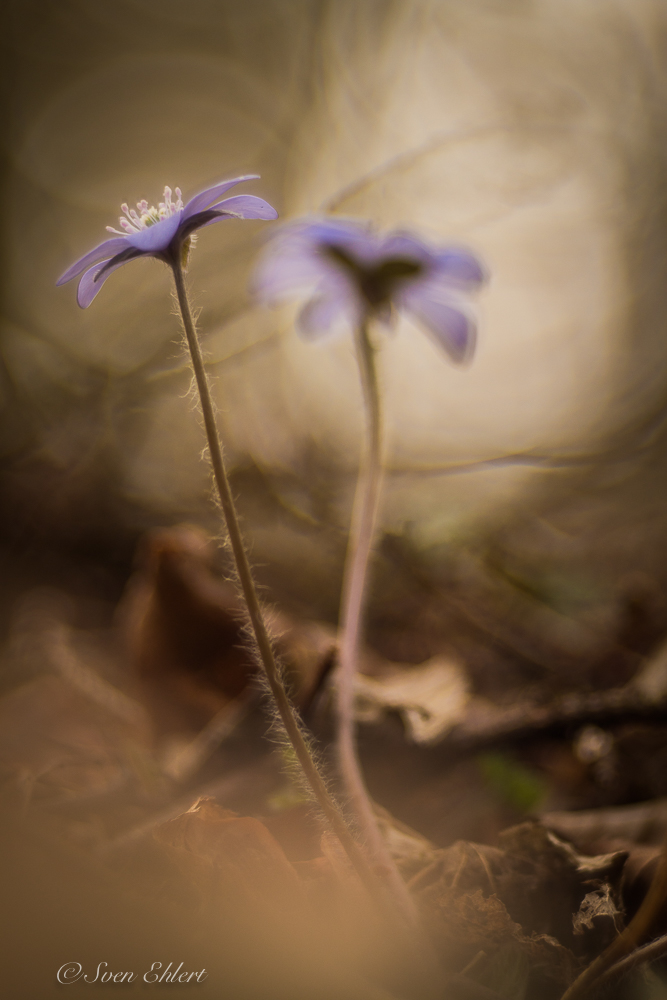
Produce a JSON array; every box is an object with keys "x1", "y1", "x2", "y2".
[
  {"x1": 170, "y1": 257, "x2": 381, "y2": 902},
  {"x1": 337, "y1": 318, "x2": 420, "y2": 926},
  {"x1": 560, "y1": 835, "x2": 667, "y2": 1000}
]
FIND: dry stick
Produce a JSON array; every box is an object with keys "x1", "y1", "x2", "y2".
[
  {"x1": 560, "y1": 834, "x2": 667, "y2": 1000},
  {"x1": 170, "y1": 257, "x2": 381, "y2": 904},
  {"x1": 336, "y1": 318, "x2": 420, "y2": 927}
]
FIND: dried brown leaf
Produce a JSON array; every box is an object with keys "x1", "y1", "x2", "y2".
[{"x1": 154, "y1": 796, "x2": 306, "y2": 911}]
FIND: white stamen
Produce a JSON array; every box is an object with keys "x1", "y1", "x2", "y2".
[{"x1": 110, "y1": 185, "x2": 183, "y2": 235}]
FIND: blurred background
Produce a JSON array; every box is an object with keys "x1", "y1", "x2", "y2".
[
  {"x1": 2, "y1": 0, "x2": 667, "y2": 625},
  {"x1": 2, "y1": 0, "x2": 667, "y2": 608},
  {"x1": 5, "y1": 2, "x2": 667, "y2": 994}
]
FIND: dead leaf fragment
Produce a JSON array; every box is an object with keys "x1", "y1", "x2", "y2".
[
  {"x1": 572, "y1": 885, "x2": 622, "y2": 948},
  {"x1": 154, "y1": 796, "x2": 306, "y2": 911},
  {"x1": 353, "y1": 656, "x2": 470, "y2": 743}
]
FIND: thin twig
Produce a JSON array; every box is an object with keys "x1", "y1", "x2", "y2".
[
  {"x1": 430, "y1": 684, "x2": 667, "y2": 754},
  {"x1": 170, "y1": 256, "x2": 382, "y2": 907},
  {"x1": 406, "y1": 854, "x2": 445, "y2": 892},
  {"x1": 160, "y1": 690, "x2": 256, "y2": 782},
  {"x1": 542, "y1": 799, "x2": 667, "y2": 849},
  {"x1": 460, "y1": 951, "x2": 488, "y2": 979},
  {"x1": 47, "y1": 621, "x2": 146, "y2": 727}
]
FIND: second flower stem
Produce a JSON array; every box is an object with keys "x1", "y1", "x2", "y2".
[
  {"x1": 337, "y1": 318, "x2": 419, "y2": 927},
  {"x1": 170, "y1": 257, "x2": 381, "y2": 904}
]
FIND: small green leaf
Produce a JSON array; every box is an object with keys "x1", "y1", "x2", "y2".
[{"x1": 477, "y1": 752, "x2": 546, "y2": 812}]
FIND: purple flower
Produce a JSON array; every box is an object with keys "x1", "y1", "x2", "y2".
[
  {"x1": 57, "y1": 175, "x2": 278, "y2": 308},
  {"x1": 253, "y1": 219, "x2": 486, "y2": 363}
]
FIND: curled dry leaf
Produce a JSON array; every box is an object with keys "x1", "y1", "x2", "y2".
[
  {"x1": 353, "y1": 656, "x2": 470, "y2": 743},
  {"x1": 120, "y1": 525, "x2": 338, "y2": 750},
  {"x1": 120, "y1": 526, "x2": 259, "y2": 738},
  {"x1": 496, "y1": 823, "x2": 627, "y2": 954},
  {"x1": 150, "y1": 797, "x2": 392, "y2": 982},
  {"x1": 424, "y1": 885, "x2": 576, "y2": 997},
  {"x1": 411, "y1": 821, "x2": 633, "y2": 995},
  {"x1": 153, "y1": 796, "x2": 306, "y2": 912}
]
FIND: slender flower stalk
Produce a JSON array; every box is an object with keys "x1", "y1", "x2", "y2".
[
  {"x1": 254, "y1": 217, "x2": 487, "y2": 923},
  {"x1": 169, "y1": 258, "x2": 385, "y2": 903},
  {"x1": 336, "y1": 317, "x2": 418, "y2": 918},
  {"x1": 57, "y1": 180, "x2": 383, "y2": 905}
]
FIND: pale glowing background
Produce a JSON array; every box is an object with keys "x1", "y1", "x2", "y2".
[
  {"x1": 6, "y1": 8, "x2": 667, "y2": 996},
  {"x1": 4, "y1": 0, "x2": 667, "y2": 590}
]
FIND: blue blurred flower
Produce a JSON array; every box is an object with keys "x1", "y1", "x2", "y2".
[
  {"x1": 58, "y1": 175, "x2": 278, "y2": 308},
  {"x1": 253, "y1": 219, "x2": 486, "y2": 363}
]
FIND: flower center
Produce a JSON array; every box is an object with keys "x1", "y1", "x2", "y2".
[
  {"x1": 323, "y1": 244, "x2": 423, "y2": 309},
  {"x1": 106, "y1": 186, "x2": 183, "y2": 236}
]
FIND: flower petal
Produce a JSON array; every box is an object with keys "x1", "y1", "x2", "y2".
[
  {"x1": 125, "y1": 211, "x2": 183, "y2": 252},
  {"x1": 253, "y1": 219, "x2": 376, "y2": 303},
  {"x1": 209, "y1": 195, "x2": 278, "y2": 220},
  {"x1": 298, "y1": 219, "x2": 381, "y2": 265},
  {"x1": 76, "y1": 255, "x2": 137, "y2": 308},
  {"x1": 432, "y1": 247, "x2": 487, "y2": 286},
  {"x1": 251, "y1": 218, "x2": 486, "y2": 359},
  {"x1": 181, "y1": 175, "x2": 259, "y2": 221},
  {"x1": 56, "y1": 237, "x2": 129, "y2": 286},
  {"x1": 253, "y1": 248, "x2": 332, "y2": 302},
  {"x1": 181, "y1": 197, "x2": 279, "y2": 241},
  {"x1": 297, "y1": 293, "x2": 355, "y2": 340},
  {"x1": 404, "y1": 295, "x2": 477, "y2": 364},
  {"x1": 379, "y1": 232, "x2": 432, "y2": 266}
]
